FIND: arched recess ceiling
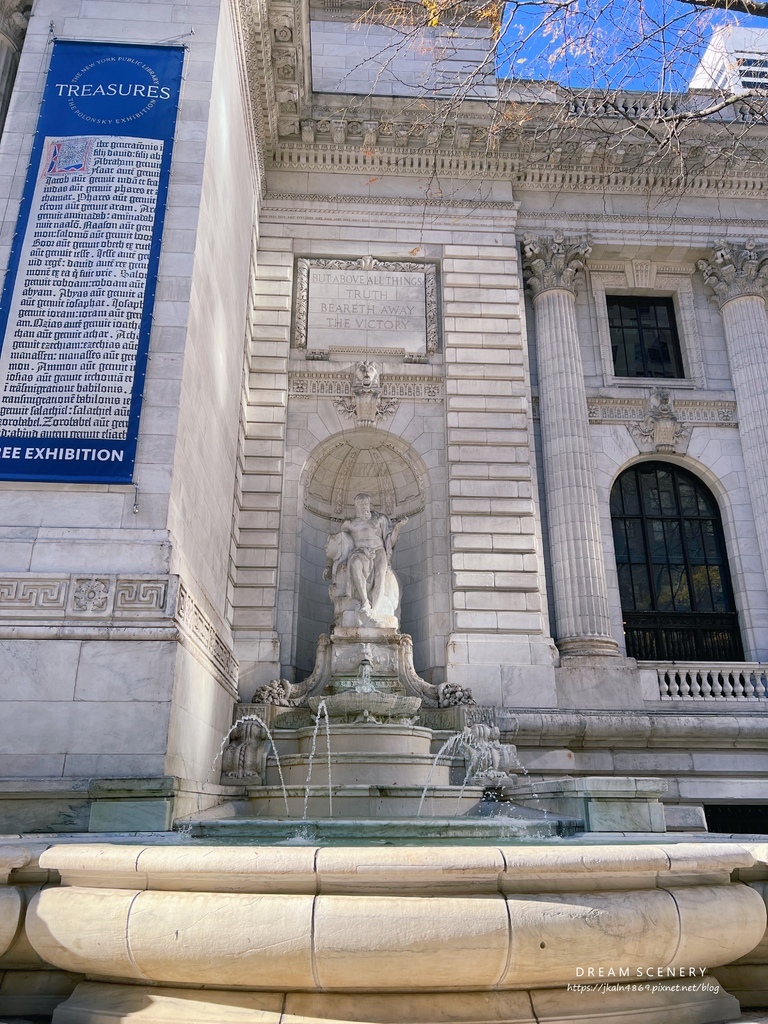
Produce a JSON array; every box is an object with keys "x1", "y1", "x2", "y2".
[{"x1": 304, "y1": 429, "x2": 426, "y2": 521}]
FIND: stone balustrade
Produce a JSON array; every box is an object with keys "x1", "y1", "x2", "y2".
[{"x1": 650, "y1": 663, "x2": 768, "y2": 700}]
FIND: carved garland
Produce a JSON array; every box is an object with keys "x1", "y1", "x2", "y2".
[
  {"x1": 289, "y1": 372, "x2": 443, "y2": 401},
  {"x1": 585, "y1": 396, "x2": 737, "y2": 425},
  {"x1": 532, "y1": 395, "x2": 737, "y2": 425}
]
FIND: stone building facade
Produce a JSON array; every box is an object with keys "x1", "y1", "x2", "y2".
[{"x1": 0, "y1": 0, "x2": 767, "y2": 832}]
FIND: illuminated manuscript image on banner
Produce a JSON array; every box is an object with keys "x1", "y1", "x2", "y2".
[{"x1": 0, "y1": 40, "x2": 184, "y2": 482}]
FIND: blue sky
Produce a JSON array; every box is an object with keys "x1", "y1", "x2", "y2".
[{"x1": 496, "y1": 0, "x2": 757, "y2": 90}]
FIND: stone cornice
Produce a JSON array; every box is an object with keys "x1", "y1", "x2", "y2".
[
  {"x1": 531, "y1": 393, "x2": 739, "y2": 426},
  {"x1": 522, "y1": 233, "x2": 591, "y2": 298},
  {"x1": 521, "y1": 211, "x2": 768, "y2": 229},
  {"x1": 263, "y1": 192, "x2": 518, "y2": 209},
  {"x1": 229, "y1": 0, "x2": 267, "y2": 193},
  {"x1": 698, "y1": 239, "x2": 768, "y2": 307},
  {"x1": 236, "y1": 0, "x2": 768, "y2": 193},
  {"x1": 269, "y1": 140, "x2": 768, "y2": 193}
]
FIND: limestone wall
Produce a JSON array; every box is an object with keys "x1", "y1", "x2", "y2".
[
  {"x1": 518, "y1": 189, "x2": 768, "y2": 665},
  {"x1": 231, "y1": 178, "x2": 556, "y2": 701},
  {"x1": 0, "y1": 0, "x2": 257, "y2": 795},
  {"x1": 309, "y1": 20, "x2": 497, "y2": 99}
]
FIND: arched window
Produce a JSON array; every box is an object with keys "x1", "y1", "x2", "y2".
[{"x1": 610, "y1": 463, "x2": 743, "y2": 661}]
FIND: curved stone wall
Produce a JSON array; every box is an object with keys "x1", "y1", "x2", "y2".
[{"x1": 16, "y1": 842, "x2": 768, "y2": 1023}]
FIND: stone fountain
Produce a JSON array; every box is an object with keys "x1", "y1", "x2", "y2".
[
  {"x1": 209, "y1": 491, "x2": 554, "y2": 829},
  {"x1": 4, "y1": 496, "x2": 768, "y2": 1024}
]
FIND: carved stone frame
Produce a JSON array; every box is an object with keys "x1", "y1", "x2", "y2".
[
  {"x1": 589, "y1": 263, "x2": 706, "y2": 389},
  {"x1": 292, "y1": 254, "x2": 440, "y2": 355}
]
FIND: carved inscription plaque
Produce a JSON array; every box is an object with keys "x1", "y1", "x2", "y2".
[{"x1": 294, "y1": 256, "x2": 438, "y2": 355}]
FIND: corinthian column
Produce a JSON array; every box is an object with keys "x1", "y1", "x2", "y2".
[
  {"x1": 699, "y1": 239, "x2": 768, "y2": 587},
  {"x1": 523, "y1": 234, "x2": 619, "y2": 658}
]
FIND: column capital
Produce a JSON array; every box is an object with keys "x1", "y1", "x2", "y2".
[
  {"x1": 521, "y1": 233, "x2": 591, "y2": 298},
  {"x1": 697, "y1": 238, "x2": 768, "y2": 308}
]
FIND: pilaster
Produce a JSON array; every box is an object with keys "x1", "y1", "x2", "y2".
[
  {"x1": 230, "y1": 238, "x2": 292, "y2": 691},
  {"x1": 522, "y1": 234, "x2": 619, "y2": 658},
  {"x1": 443, "y1": 236, "x2": 557, "y2": 705}
]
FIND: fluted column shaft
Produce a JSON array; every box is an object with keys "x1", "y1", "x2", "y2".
[
  {"x1": 700, "y1": 242, "x2": 768, "y2": 590},
  {"x1": 524, "y1": 236, "x2": 618, "y2": 657}
]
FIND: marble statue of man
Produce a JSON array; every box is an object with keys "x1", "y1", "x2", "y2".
[{"x1": 324, "y1": 493, "x2": 406, "y2": 626}]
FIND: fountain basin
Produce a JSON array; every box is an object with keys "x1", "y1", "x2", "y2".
[
  {"x1": 23, "y1": 841, "x2": 767, "y2": 1024},
  {"x1": 293, "y1": 723, "x2": 435, "y2": 755},
  {"x1": 308, "y1": 692, "x2": 422, "y2": 721},
  {"x1": 185, "y1": 813, "x2": 572, "y2": 842},
  {"x1": 242, "y1": 784, "x2": 488, "y2": 818},
  {"x1": 270, "y1": 752, "x2": 454, "y2": 787}
]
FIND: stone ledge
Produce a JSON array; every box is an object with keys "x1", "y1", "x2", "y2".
[
  {"x1": 500, "y1": 710, "x2": 768, "y2": 748},
  {"x1": 0, "y1": 573, "x2": 239, "y2": 692}
]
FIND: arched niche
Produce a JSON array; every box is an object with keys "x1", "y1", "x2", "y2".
[{"x1": 293, "y1": 429, "x2": 441, "y2": 681}]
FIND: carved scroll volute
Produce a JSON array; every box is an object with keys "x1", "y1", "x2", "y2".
[
  {"x1": 698, "y1": 238, "x2": 768, "y2": 308},
  {"x1": 522, "y1": 232, "x2": 592, "y2": 298}
]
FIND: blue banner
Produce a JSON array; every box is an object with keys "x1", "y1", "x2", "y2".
[{"x1": 0, "y1": 40, "x2": 184, "y2": 482}]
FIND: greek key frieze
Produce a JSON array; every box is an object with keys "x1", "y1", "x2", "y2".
[
  {"x1": 0, "y1": 577, "x2": 68, "y2": 611},
  {"x1": 176, "y1": 582, "x2": 238, "y2": 687},
  {"x1": 115, "y1": 579, "x2": 169, "y2": 613},
  {"x1": 0, "y1": 573, "x2": 175, "y2": 619}
]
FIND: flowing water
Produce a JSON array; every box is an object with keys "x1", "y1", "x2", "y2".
[
  {"x1": 416, "y1": 732, "x2": 466, "y2": 816},
  {"x1": 303, "y1": 699, "x2": 331, "y2": 819},
  {"x1": 210, "y1": 714, "x2": 290, "y2": 815}
]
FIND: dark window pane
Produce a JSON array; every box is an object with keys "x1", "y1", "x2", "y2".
[
  {"x1": 631, "y1": 565, "x2": 653, "y2": 610},
  {"x1": 640, "y1": 469, "x2": 661, "y2": 515},
  {"x1": 605, "y1": 296, "x2": 684, "y2": 379},
  {"x1": 609, "y1": 463, "x2": 742, "y2": 660},
  {"x1": 664, "y1": 520, "x2": 683, "y2": 562},
  {"x1": 620, "y1": 473, "x2": 640, "y2": 515},
  {"x1": 654, "y1": 564, "x2": 674, "y2": 610},
  {"x1": 648, "y1": 520, "x2": 667, "y2": 562},
  {"x1": 691, "y1": 564, "x2": 713, "y2": 611},
  {"x1": 702, "y1": 520, "x2": 721, "y2": 562},
  {"x1": 612, "y1": 519, "x2": 628, "y2": 562},
  {"x1": 610, "y1": 333, "x2": 628, "y2": 376},
  {"x1": 618, "y1": 564, "x2": 635, "y2": 610},
  {"x1": 696, "y1": 485, "x2": 716, "y2": 517},
  {"x1": 685, "y1": 520, "x2": 706, "y2": 564},
  {"x1": 625, "y1": 519, "x2": 646, "y2": 563},
  {"x1": 709, "y1": 566, "x2": 727, "y2": 612},
  {"x1": 668, "y1": 564, "x2": 691, "y2": 611},
  {"x1": 679, "y1": 480, "x2": 697, "y2": 516},
  {"x1": 656, "y1": 470, "x2": 677, "y2": 515}
]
